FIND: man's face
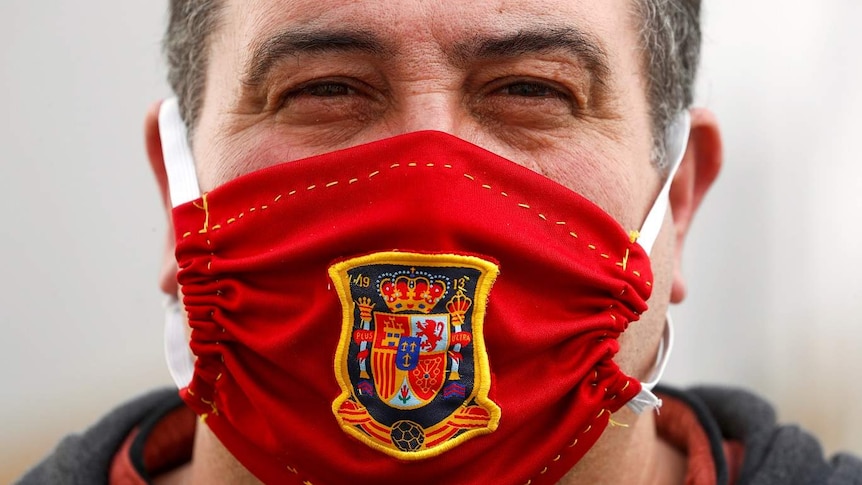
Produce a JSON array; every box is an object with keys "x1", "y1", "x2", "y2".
[
  {"x1": 191, "y1": 0, "x2": 660, "y2": 234},
  {"x1": 156, "y1": 2, "x2": 697, "y2": 478}
]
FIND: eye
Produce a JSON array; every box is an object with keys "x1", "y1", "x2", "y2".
[
  {"x1": 480, "y1": 77, "x2": 577, "y2": 115},
  {"x1": 270, "y1": 76, "x2": 385, "y2": 128},
  {"x1": 470, "y1": 76, "x2": 581, "y2": 135},
  {"x1": 485, "y1": 78, "x2": 576, "y2": 111},
  {"x1": 499, "y1": 81, "x2": 564, "y2": 99},
  {"x1": 285, "y1": 81, "x2": 357, "y2": 100},
  {"x1": 275, "y1": 78, "x2": 370, "y2": 114}
]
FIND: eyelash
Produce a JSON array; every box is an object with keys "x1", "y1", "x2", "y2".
[
  {"x1": 498, "y1": 81, "x2": 567, "y2": 99},
  {"x1": 295, "y1": 82, "x2": 356, "y2": 97},
  {"x1": 274, "y1": 77, "x2": 577, "y2": 124},
  {"x1": 278, "y1": 78, "x2": 365, "y2": 108},
  {"x1": 281, "y1": 79, "x2": 568, "y2": 98}
]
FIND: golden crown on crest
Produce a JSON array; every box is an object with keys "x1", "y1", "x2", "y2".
[{"x1": 379, "y1": 275, "x2": 447, "y2": 314}]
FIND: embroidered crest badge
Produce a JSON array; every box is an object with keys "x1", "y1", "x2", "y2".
[{"x1": 329, "y1": 252, "x2": 501, "y2": 460}]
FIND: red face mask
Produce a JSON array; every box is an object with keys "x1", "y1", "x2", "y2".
[{"x1": 159, "y1": 99, "x2": 685, "y2": 485}]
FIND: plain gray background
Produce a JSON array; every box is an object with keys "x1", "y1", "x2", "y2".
[{"x1": 2, "y1": 1, "x2": 861, "y2": 481}]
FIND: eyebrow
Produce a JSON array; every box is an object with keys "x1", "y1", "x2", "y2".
[
  {"x1": 242, "y1": 29, "x2": 389, "y2": 87},
  {"x1": 453, "y1": 27, "x2": 610, "y2": 83},
  {"x1": 242, "y1": 26, "x2": 610, "y2": 88}
]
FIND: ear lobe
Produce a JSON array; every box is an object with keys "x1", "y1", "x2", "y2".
[
  {"x1": 145, "y1": 100, "x2": 180, "y2": 297},
  {"x1": 668, "y1": 108, "x2": 723, "y2": 303}
]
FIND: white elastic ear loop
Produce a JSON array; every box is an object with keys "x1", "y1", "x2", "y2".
[
  {"x1": 158, "y1": 98, "x2": 201, "y2": 208},
  {"x1": 626, "y1": 312, "x2": 675, "y2": 414},
  {"x1": 159, "y1": 99, "x2": 200, "y2": 388},
  {"x1": 623, "y1": 113, "x2": 687, "y2": 412},
  {"x1": 164, "y1": 297, "x2": 195, "y2": 389},
  {"x1": 636, "y1": 110, "x2": 691, "y2": 255}
]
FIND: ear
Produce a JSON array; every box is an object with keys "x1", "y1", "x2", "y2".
[
  {"x1": 668, "y1": 108, "x2": 722, "y2": 303},
  {"x1": 144, "y1": 100, "x2": 180, "y2": 297}
]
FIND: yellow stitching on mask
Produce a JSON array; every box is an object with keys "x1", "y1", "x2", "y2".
[
  {"x1": 181, "y1": 162, "x2": 649, "y2": 293},
  {"x1": 200, "y1": 398, "x2": 219, "y2": 416},
  {"x1": 195, "y1": 193, "x2": 211, "y2": 234},
  {"x1": 608, "y1": 417, "x2": 630, "y2": 428}
]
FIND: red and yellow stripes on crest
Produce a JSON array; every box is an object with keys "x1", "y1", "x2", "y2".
[{"x1": 372, "y1": 350, "x2": 397, "y2": 399}]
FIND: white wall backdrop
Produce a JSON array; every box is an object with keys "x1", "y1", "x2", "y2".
[
  {"x1": 0, "y1": 1, "x2": 171, "y2": 480},
  {"x1": 668, "y1": 0, "x2": 862, "y2": 456},
  {"x1": 1, "y1": 1, "x2": 860, "y2": 481}
]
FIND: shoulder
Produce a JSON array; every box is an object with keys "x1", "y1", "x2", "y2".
[
  {"x1": 674, "y1": 385, "x2": 862, "y2": 485},
  {"x1": 15, "y1": 388, "x2": 181, "y2": 485}
]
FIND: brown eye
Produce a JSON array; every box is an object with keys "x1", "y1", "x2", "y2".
[
  {"x1": 272, "y1": 76, "x2": 385, "y2": 131},
  {"x1": 294, "y1": 82, "x2": 356, "y2": 97},
  {"x1": 501, "y1": 82, "x2": 561, "y2": 98}
]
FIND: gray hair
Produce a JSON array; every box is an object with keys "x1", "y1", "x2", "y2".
[
  {"x1": 164, "y1": 0, "x2": 224, "y2": 139},
  {"x1": 163, "y1": 0, "x2": 702, "y2": 166},
  {"x1": 635, "y1": 0, "x2": 702, "y2": 169}
]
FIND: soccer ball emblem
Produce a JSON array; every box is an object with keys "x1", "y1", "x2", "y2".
[{"x1": 390, "y1": 420, "x2": 425, "y2": 452}]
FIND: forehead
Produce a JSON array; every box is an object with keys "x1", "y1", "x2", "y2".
[{"x1": 216, "y1": 0, "x2": 641, "y2": 67}]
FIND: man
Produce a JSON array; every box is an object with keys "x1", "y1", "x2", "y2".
[{"x1": 17, "y1": 0, "x2": 862, "y2": 484}]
